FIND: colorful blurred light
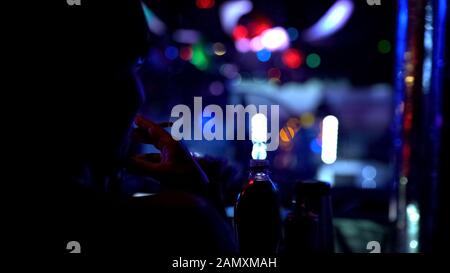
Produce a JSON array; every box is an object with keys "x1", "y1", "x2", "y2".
[
  {"x1": 191, "y1": 43, "x2": 209, "y2": 70},
  {"x1": 213, "y1": 42, "x2": 227, "y2": 56},
  {"x1": 287, "y1": 27, "x2": 299, "y2": 41},
  {"x1": 196, "y1": 0, "x2": 215, "y2": 9},
  {"x1": 282, "y1": 48, "x2": 303, "y2": 69},
  {"x1": 235, "y1": 38, "x2": 251, "y2": 53},
  {"x1": 180, "y1": 46, "x2": 193, "y2": 61},
  {"x1": 287, "y1": 117, "x2": 301, "y2": 131},
  {"x1": 303, "y1": 0, "x2": 354, "y2": 42},
  {"x1": 256, "y1": 49, "x2": 271, "y2": 62},
  {"x1": 306, "y1": 53, "x2": 321, "y2": 68},
  {"x1": 173, "y1": 29, "x2": 201, "y2": 44},
  {"x1": 310, "y1": 139, "x2": 322, "y2": 154},
  {"x1": 280, "y1": 127, "x2": 295, "y2": 142},
  {"x1": 219, "y1": 0, "x2": 253, "y2": 34},
  {"x1": 378, "y1": 39, "x2": 392, "y2": 54},
  {"x1": 140, "y1": 1, "x2": 166, "y2": 35},
  {"x1": 232, "y1": 25, "x2": 248, "y2": 40},
  {"x1": 260, "y1": 27, "x2": 290, "y2": 51},
  {"x1": 164, "y1": 46, "x2": 179, "y2": 60},
  {"x1": 250, "y1": 36, "x2": 264, "y2": 52},
  {"x1": 209, "y1": 81, "x2": 224, "y2": 96},
  {"x1": 300, "y1": 112, "x2": 315, "y2": 128},
  {"x1": 268, "y1": 68, "x2": 281, "y2": 79},
  {"x1": 248, "y1": 20, "x2": 272, "y2": 37},
  {"x1": 220, "y1": 63, "x2": 239, "y2": 79}
]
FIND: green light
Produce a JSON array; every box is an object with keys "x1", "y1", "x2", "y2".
[
  {"x1": 377, "y1": 40, "x2": 391, "y2": 54},
  {"x1": 306, "y1": 53, "x2": 321, "y2": 68},
  {"x1": 191, "y1": 43, "x2": 209, "y2": 70}
]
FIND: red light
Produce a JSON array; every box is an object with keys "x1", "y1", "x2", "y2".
[
  {"x1": 249, "y1": 180, "x2": 254, "y2": 185},
  {"x1": 196, "y1": 0, "x2": 215, "y2": 9},
  {"x1": 248, "y1": 19, "x2": 272, "y2": 37},
  {"x1": 232, "y1": 25, "x2": 248, "y2": 40},
  {"x1": 180, "y1": 46, "x2": 193, "y2": 61},
  {"x1": 268, "y1": 68, "x2": 281, "y2": 79},
  {"x1": 252, "y1": 23, "x2": 271, "y2": 36},
  {"x1": 282, "y1": 48, "x2": 303, "y2": 69}
]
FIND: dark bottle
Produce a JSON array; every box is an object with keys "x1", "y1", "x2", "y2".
[
  {"x1": 284, "y1": 180, "x2": 334, "y2": 253},
  {"x1": 234, "y1": 159, "x2": 282, "y2": 255}
]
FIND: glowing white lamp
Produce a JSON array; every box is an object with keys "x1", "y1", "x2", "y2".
[
  {"x1": 251, "y1": 113, "x2": 268, "y2": 160},
  {"x1": 321, "y1": 115, "x2": 339, "y2": 164},
  {"x1": 260, "y1": 27, "x2": 290, "y2": 51}
]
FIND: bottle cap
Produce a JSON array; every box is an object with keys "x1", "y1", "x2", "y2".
[{"x1": 249, "y1": 159, "x2": 270, "y2": 170}]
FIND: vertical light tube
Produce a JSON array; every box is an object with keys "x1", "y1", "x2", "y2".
[{"x1": 321, "y1": 115, "x2": 339, "y2": 164}]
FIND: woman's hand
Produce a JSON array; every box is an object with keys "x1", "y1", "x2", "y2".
[{"x1": 129, "y1": 115, "x2": 209, "y2": 191}]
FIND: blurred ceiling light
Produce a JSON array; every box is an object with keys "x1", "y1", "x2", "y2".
[
  {"x1": 196, "y1": 0, "x2": 215, "y2": 9},
  {"x1": 282, "y1": 48, "x2": 303, "y2": 69},
  {"x1": 140, "y1": 1, "x2": 166, "y2": 36},
  {"x1": 220, "y1": 0, "x2": 253, "y2": 35},
  {"x1": 321, "y1": 115, "x2": 339, "y2": 164},
  {"x1": 260, "y1": 27, "x2": 290, "y2": 51},
  {"x1": 250, "y1": 36, "x2": 264, "y2": 52},
  {"x1": 235, "y1": 38, "x2": 251, "y2": 53},
  {"x1": 213, "y1": 42, "x2": 227, "y2": 56},
  {"x1": 209, "y1": 81, "x2": 225, "y2": 96},
  {"x1": 232, "y1": 25, "x2": 249, "y2": 40},
  {"x1": 173, "y1": 29, "x2": 201, "y2": 44},
  {"x1": 303, "y1": 0, "x2": 354, "y2": 42}
]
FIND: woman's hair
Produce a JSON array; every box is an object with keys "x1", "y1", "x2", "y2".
[{"x1": 49, "y1": 0, "x2": 149, "y2": 188}]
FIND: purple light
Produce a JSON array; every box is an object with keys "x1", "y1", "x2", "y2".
[
  {"x1": 250, "y1": 36, "x2": 264, "y2": 52},
  {"x1": 173, "y1": 29, "x2": 201, "y2": 44},
  {"x1": 303, "y1": 0, "x2": 354, "y2": 42},
  {"x1": 260, "y1": 27, "x2": 290, "y2": 51},
  {"x1": 209, "y1": 81, "x2": 225, "y2": 96},
  {"x1": 235, "y1": 38, "x2": 251, "y2": 53},
  {"x1": 219, "y1": 0, "x2": 253, "y2": 34}
]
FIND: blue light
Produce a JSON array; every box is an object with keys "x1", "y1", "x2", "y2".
[
  {"x1": 141, "y1": 2, "x2": 166, "y2": 36},
  {"x1": 165, "y1": 46, "x2": 179, "y2": 60},
  {"x1": 310, "y1": 139, "x2": 321, "y2": 154},
  {"x1": 287, "y1": 27, "x2": 299, "y2": 41},
  {"x1": 256, "y1": 49, "x2": 271, "y2": 62},
  {"x1": 422, "y1": 3, "x2": 433, "y2": 94},
  {"x1": 304, "y1": 0, "x2": 354, "y2": 42}
]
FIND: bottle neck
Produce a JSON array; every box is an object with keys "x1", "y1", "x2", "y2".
[{"x1": 248, "y1": 159, "x2": 271, "y2": 181}]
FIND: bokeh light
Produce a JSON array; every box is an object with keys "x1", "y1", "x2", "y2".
[
  {"x1": 164, "y1": 46, "x2": 179, "y2": 60},
  {"x1": 180, "y1": 46, "x2": 193, "y2": 61},
  {"x1": 306, "y1": 53, "x2": 321, "y2": 68},
  {"x1": 377, "y1": 39, "x2": 391, "y2": 54},
  {"x1": 260, "y1": 27, "x2": 290, "y2": 51},
  {"x1": 287, "y1": 27, "x2": 299, "y2": 41},
  {"x1": 268, "y1": 68, "x2": 281, "y2": 79},
  {"x1": 287, "y1": 117, "x2": 301, "y2": 131},
  {"x1": 256, "y1": 49, "x2": 271, "y2": 62},
  {"x1": 220, "y1": 63, "x2": 239, "y2": 79},
  {"x1": 310, "y1": 139, "x2": 322, "y2": 154},
  {"x1": 300, "y1": 112, "x2": 315, "y2": 128},
  {"x1": 213, "y1": 42, "x2": 226, "y2": 56},
  {"x1": 280, "y1": 126, "x2": 295, "y2": 142},
  {"x1": 209, "y1": 81, "x2": 224, "y2": 96},
  {"x1": 282, "y1": 48, "x2": 303, "y2": 69},
  {"x1": 235, "y1": 38, "x2": 251, "y2": 53},
  {"x1": 196, "y1": 0, "x2": 215, "y2": 9},
  {"x1": 232, "y1": 25, "x2": 248, "y2": 40}
]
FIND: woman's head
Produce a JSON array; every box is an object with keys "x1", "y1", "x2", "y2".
[{"x1": 56, "y1": 0, "x2": 149, "y2": 187}]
